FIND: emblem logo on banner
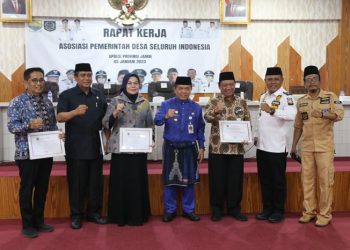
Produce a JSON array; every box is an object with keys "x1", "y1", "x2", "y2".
[
  {"x1": 44, "y1": 21, "x2": 56, "y2": 32},
  {"x1": 108, "y1": 0, "x2": 148, "y2": 26},
  {"x1": 28, "y1": 20, "x2": 43, "y2": 32}
]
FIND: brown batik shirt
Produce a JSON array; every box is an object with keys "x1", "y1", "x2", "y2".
[{"x1": 204, "y1": 94, "x2": 250, "y2": 155}]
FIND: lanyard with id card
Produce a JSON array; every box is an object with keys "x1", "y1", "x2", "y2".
[{"x1": 188, "y1": 116, "x2": 194, "y2": 134}]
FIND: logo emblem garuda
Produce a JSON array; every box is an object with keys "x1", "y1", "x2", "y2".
[
  {"x1": 108, "y1": 0, "x2": 148, "y2": 26},
  {"x1": 44, "y1": 21, "x2": 56, "y2": 32}
]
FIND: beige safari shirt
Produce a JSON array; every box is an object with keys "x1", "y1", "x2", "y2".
[
  {"x1": 204, "y1": 94, "x2": 250, "y2": 155},
  {"x1": 294, "y1": 89, "x2": 344, "y2": 152}
]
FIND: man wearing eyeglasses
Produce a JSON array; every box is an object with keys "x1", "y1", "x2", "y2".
[
  {"x1": 291, "y1": 65, "x2": 344, "y2": 227},
  {"x1": 7, "y1": 68, "x2": 59, "y2": 238},
  {"x1": 57, "y1": 63, "x2": 107, "y2": 229}
]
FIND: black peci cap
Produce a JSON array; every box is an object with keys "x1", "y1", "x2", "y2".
[
  {"x1": 175, "y1": 76, "x2": 192, "y2": 85},
  {"x1": 75, "y1": 63, "x2": 92, "y2": 72},
  {"x1": 219, "y1": 72, "x2": 235, "y2": 82},
  {"x1": 265, "y1": 67, "x2": 283, "y2": 76},
  {"x1": 304, "y1": 65, "x2": 320, "y2": 78}
]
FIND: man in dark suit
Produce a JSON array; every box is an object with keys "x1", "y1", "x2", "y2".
[
  {"x1": 57, "y1": 63, "x2": 108, "y2": 229},
  {"x1": 2, "y1": 0, "x2": 26, "y2": 14}
]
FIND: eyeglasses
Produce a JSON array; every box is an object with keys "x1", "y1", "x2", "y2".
[
  {"x1": 29, "y1": 78, "x2": 45, "y2": 84},
  {"x1": 304, "y1": 76, "x2": 319, "y2": 83}
]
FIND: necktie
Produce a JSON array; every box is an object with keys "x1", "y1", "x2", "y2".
[
  {"x1": 231, "y1": 5, "x2": 235, "y2": 15},
  {"x1": 14, "y1": 0, "x2": 19, "y2": 13}
]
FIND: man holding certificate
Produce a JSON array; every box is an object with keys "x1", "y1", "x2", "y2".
[
  {"x1": 102, "y1": 73, "x2": 153, "y2": 226},
  {"x1": 255, "y1": 67, "x2": 296, "y2": 223},
  {"x1": 8, "y1": 68, "x2": 58, "y2": 238},
  {"x1": 57, "y1": 63, "x2": 107, "y2": 229},
  {"x1": 204, "y1": 72, "x2": 251, "y2": 222},
  {"x1": 154, "y1": 76, "x2": 205, "y2": 222}
]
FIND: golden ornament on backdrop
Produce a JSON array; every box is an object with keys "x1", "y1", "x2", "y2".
[{"x1": 108, "y1": 0, "x2": 148, "y2": 26}]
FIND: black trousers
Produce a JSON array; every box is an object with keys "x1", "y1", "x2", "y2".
[
  {"x1": 66, "y1": 157, "x2": 103, "y2": 219},
  {"x1": 208, "y1": 153, "x2": 244, "y2": 216},
  {"x1": 256, "y1": 149, "x2": 287, "y2": 214},
  {"x1": 16, "y1": 158, "x2": 53, "y2": 229}
]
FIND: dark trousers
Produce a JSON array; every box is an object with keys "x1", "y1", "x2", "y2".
[
  {"x1": 66, "y1": 157, "x2": 103, "y2": 219},
  {"x1": 16, "y1": 158, "x2": 53, "y2": 229},
  {"x1": 208, "y1": 153, "x2": 244, "y2": 216},
  {"x1": 256, "y1": 149, "x2": 287, "y2": 214}
]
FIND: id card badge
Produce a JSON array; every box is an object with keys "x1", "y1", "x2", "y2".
[{"x1": 188, "y1": 124, "x2": 194, "y2": 134}]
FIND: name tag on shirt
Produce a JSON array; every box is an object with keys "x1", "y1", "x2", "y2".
[
  {"x1": 287, "y1": 97, "x2": 294, "y2": 105},
  {"x1": 188, "y1": 124, "x2": 194, "y2": 134},
  {"x1": 320, "y1": 97, "x2": 330, "y2": 104}
]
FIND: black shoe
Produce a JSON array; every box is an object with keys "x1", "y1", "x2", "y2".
[
  {"x1": 256, "y1": 211, "x2": 272, "y2": 220},
  {"x1": 211, "y1": 213, "x2": 222, "y2": 222},
  {"x1": 268, "y1": 213, "x2": 284, "y2": 223},
  {"x1": 35, "y1": 224, "x2": 54, "y2": 232},
  {"x1": 22, "y1": 227, "x2": 38, "y2": 238},
  {"x1": 182, "y1": 212, "x2": 200, "y2": 222},
  {"x1": 162, "y1": 212, "x2": 176, "y2": 222},
  {"x1": 87, "y1": 215, "x2": 108, "y2": 224},
  {"x1": 231, "y1": 213, "x2": 248, "y2": 221},
  {"x1": 71, "y1": 218, "x2": 82, "y2": 229}
]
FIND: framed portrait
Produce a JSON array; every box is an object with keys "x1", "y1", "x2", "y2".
[
  {"x1": 220, "y1": 0, "x2": 251, "y2": 25},
  {"x1": 0, "y1": 0, "x2": 31, "y2": 22}
]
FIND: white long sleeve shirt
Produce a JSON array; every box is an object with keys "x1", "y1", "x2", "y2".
[{"x1": 257, "y1": 87, "x2": 297, "y2": 153}]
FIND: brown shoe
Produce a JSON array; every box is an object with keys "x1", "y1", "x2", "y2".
[
  {"x1": 299, "y1": 215, "x2": 316, "y2": 224},
  {"x1": 315, "y1": 218, "x2": 330, "y2": 227}
]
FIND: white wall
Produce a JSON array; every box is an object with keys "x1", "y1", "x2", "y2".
[{"x1": 0, "y1": 0, "x2": 341, "y2": 79}]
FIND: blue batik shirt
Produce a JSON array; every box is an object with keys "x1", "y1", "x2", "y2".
[
  {"x1": 154, "y1": 97, "x2": 205, "y2": 148},
  {"x1": 7, "y1": 91, "x2": 58, "y2": 160}
]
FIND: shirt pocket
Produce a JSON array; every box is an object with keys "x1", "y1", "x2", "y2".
[{"x1": 318, "y1": 103, "x2": 331, "y2": 113}]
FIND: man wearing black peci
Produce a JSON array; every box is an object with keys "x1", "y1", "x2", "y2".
[
  {"x1": 57, "y1": 63, "x2": 107, "y2": 229},
  {"x1": 255, "y1": 67, "x2": 296, "y2": 223}
]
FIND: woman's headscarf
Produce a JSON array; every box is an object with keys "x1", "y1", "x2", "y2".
[{"x1": 119, "y1": 73, "x2": 141, "y2": 103}]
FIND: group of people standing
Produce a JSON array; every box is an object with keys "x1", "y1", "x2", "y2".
[{"x1": 8, "y1": 63, "x2": 343, "y2": 238}]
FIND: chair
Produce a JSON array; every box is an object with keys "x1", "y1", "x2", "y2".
[
  {"x1": 148, "y1": 81, "x2": 175, "y2": 102},
  {"x1": 234, "y1": 80, "x2": 253, "y2": 100}
]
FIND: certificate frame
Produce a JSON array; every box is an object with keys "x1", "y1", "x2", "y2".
[
  {"x1": 28, "y1": 130, "x2": 65, "y2": 160},
  {"x1": 119, "y1": 127, "x2": 153, "y2": 153},
  {"x1": 219, "y1": 120, "x2": 252, "y2": 143},
  {"x1": 220, "y1": 0, "x2": 251, "y2": 25},
  {"x1": 0, "y1": 0, "x2": 32, "y2": 22}
]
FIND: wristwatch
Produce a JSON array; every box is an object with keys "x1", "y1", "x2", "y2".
[{"x1": 270, "y1": 109, "x2": 275, "y2": 115}]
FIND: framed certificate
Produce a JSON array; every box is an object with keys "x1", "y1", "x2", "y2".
[
  {"x1": 119, "y1": 128, "x2": 153, "y2": 153},
  {"x1": 28, "y1": 131, "x2": 65, "y2": 159},
  {"x1": 219, "y1": 120, "x2": 252, "y2": 143}
]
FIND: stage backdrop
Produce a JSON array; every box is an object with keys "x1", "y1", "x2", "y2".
[{"x1": 25, "y1": 19, "x2": 222, "y2": 93}]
